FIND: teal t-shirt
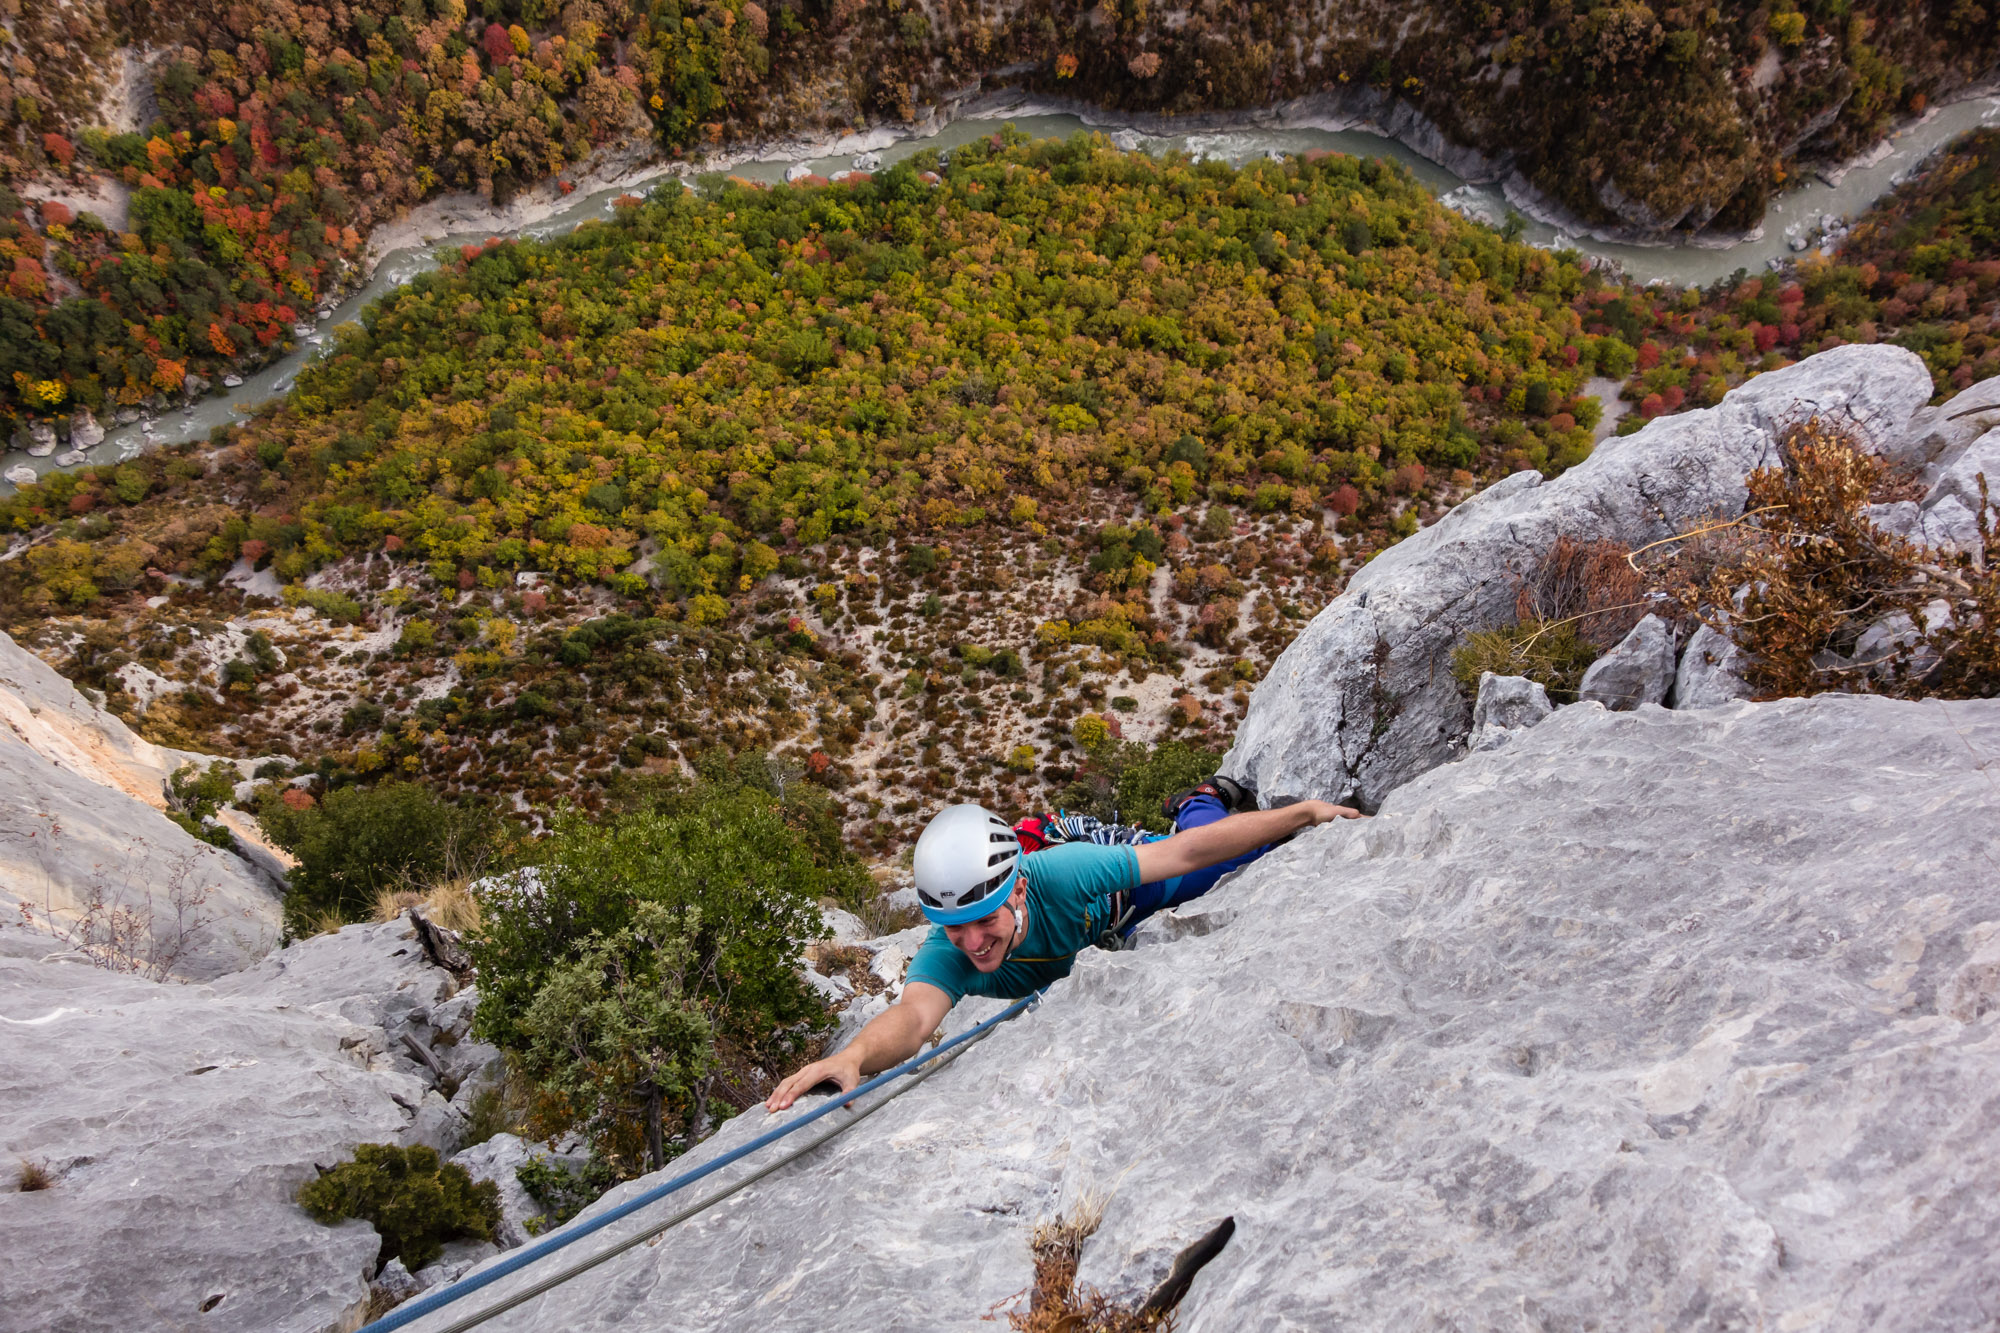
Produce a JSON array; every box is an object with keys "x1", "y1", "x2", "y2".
[{"x1": 904, "y1": 842, "x2": 1141, "y2": 1002}]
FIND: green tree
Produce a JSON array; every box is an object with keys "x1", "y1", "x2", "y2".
[
  {"x1": 517, "y1": 901, "x2": 716, "y2": 1171},
  {"x1": 471, "y1": 763, "x2": 847, "y2": 1169},
  {"x1": 260, "y1": 781, "x2": 499, "y2": 932}
]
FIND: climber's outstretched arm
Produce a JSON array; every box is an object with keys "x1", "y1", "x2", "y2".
[
  {"x1": 764, "y1": 981, "x2": 954, "y2": 1112},
  {"x1": 1133, "y1": 800, "x2": 1362, "y2": 883}
]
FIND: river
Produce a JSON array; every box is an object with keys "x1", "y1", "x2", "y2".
[{"x1": 6, "y1": 92, "x2": 1997, "y2": 492}]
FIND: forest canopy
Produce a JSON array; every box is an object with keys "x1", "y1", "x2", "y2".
[{"x1": 4, "y1": 134, "x2": 1620, "y2": 611}]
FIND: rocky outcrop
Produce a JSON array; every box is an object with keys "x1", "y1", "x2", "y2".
[
  {"x1": 0, "y1": 630, "x2": 281, "y2": 980},
  {"x1": 401, "y1": 694, "x2": 2000, "y2": 1333},
  {"x1": 1674, "y1": 622, "x2": 1756, "y2": 709},
  {"x1": 1875, "y1": 375, "x2": 2000, "y2": 557},
  {"x1": 0, "y1": 918, "x2": 493, "y2": 1333},
  {"x1": 1465, "y1": 671, "x2": 1551, "y2": 752},
  {"x1": 1223, "y1": 345, "x2": 1936, "y2": 809},
  {"x1": 1578, "y1": 613, "x2": 1677, "y2": 711}
]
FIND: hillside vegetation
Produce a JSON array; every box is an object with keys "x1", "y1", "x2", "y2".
[
  {"x1": 0, "y1": 136, "x2": 1621, "y2": 834},
  {"x1": 5, "y1": 1, "x2": 1996, "y2": 427}
]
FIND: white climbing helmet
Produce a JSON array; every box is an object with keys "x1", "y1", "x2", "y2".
[{"x1": 913, "y1": 804, "x2": 1021, "y2": 925}]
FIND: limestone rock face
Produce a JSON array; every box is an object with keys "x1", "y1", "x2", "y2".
[
  {"x1": 0, "y1": 920, "x2": 481, "y2": 1333},
  {"x1": 1222, "y1": 345, "x2": 1934, "y2": 808},
  {"x1": 1578, "y1": 612, "x2": 1676, "y2": 710},
  {"x1": 1885, "y1": 377, "x2": 2000, "y2": 558},
  {"x1": 449, "y1": 1133, "x2": 587, "y2": 1249},
  {"x1": 1465, "y1": 671, "x2": 1551, "y2": 751},
  {"x1": 0, "y1": 630, "x2": 279, "y2": 980},
  {"x1": 1673, "y1": 622, "x2": 1756, "y2": 708},
  {"x1": 405, "y1": 695, "x2": 2000, "y2": 1333},
  {"x1": 0, "y1": 955, "x2": 417, "y2": 1333}
]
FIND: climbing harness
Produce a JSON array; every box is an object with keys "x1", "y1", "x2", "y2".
[{"x1": 357, "y1": 989, "x2": 1043, "y2": 1333}]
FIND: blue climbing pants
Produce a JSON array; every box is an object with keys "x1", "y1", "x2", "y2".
[{"x1": 1124, "y1": 793, "x2": 1275, "y2": 925}]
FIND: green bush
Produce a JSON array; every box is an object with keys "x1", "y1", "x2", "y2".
[
  {"x1": 515, "y1": 1156, "x2": 619, "y2": 1235},
  {"x1": 259, "y1": 780, "x2": 499, "y2": 933},
  {"x1": 1057, "y1": 737, "x2": 1226, "y2": 835},
  {"x1": 283, "y1": 585, "x2": 365, "y2": 624},
  {"x1": 165, "y1": 760, "x2": 238, "y2": 848},
  {"x1": 471, "y1": 755, "x2": 852, "y2": 1169},
  {"x1": 296, "y1": 1144, "x2": 500, "y2": 1272}
]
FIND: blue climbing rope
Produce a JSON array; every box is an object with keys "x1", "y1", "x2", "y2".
[{"x1": 358, "y1": 989, "x2": 1042, "y2": 1333}]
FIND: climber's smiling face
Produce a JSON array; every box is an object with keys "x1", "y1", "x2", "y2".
[{"x1": 942, "y1": 878, "x2": 1027, "y2": 973}]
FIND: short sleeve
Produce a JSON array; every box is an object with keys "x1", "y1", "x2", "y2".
[{"x1": 904, "y1": 927, "x2": 976, "y2": 1004}]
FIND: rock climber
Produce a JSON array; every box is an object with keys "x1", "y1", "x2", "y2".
[{"x1": 765, "y1": 779, "x2": 1364, "y2": 1110}]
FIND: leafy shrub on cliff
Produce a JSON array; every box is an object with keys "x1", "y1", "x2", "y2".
[
  {"x1": 297, "y1": 1144, "x2": 499, "y2": 1272},
  {"x1": 259, "y1": 780, "x2": 500, "y2": 934},
  {"x1": 470, "y1": 762, "x2": 840, "y2": 1170}
]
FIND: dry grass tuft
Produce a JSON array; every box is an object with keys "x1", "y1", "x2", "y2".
[
  {"x1": 1007, "y1": 1197, "x2": 1171, "y2": 1333},
  {"x1": 17, "y1": 1159, "x2": 53, "y2": 1192},
  {"x1": 304, "y1": 906, "x2": 350, "y2": 938},
  {"x1": 372, "y1": 877, "x2": 482, "y2": 933}
]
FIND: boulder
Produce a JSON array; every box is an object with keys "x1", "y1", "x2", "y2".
[
  {"x1": 1224, "y1": 345, "x2": 1934, "y2": 808},
  {"x1": 370, "y1": 1258, "x2": 422, "y2": 1314},
  {"x1": 1920, "y1": 429, "x2": 2000, "y2": 558},
  {"x1": 1884, "y1": 374, "x2": 2000, "y2": 472},
  {"x1": 1464, "y1": 672, "x2": 1552, "y2": 752},
  {"x1": 1578, "y1": 613, "x2": 1676, "y2": 710},
  {"x1": 3, "y1": 463, "x2": 35, "y2": 486},
  {"x1": 407, "y1": 695, "x2": 2000, "y2": 1333},
  {"x1": 1852, "y1": 599, "x2": 1952, "y2": 681},
  {"x1": 448, "y1": 1133, "x2": 583, "y2": 1249},
  {"x1": 1884, "y1": 378, "x2": 2000, "y2": 560},
  {"x1": 68, "y1": 408, "x2": 105, "y2": 450},
  {"x1": 23, "y1": 420, "x2": 57, "y2": 456},
  {"x1": 1673, "y1": 622, "x2": 1755, "y2": 709}
]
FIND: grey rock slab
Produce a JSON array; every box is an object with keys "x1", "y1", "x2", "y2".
[
  {"x1": 1465, "y1": 672, "x2": 1552, "y2": 752},
  {"x1": 1887, "y1": 374, "x2": 2000, "y2": 471},
  {"x1": 208, "y1": 918, "x2": 459, "y2": 1034},
  {"x1": 403, "y1": 1090, "x2": 468, "y2": 1156},
  {"x1": 399, "y1": 695, "x2": 2000, "y2": 1333},
  {"x1": 23, "y1": 420, "x2": 56, "y2": 456},
  {"x1": 0, "y1": 954, "x2": 422, "y2": 1333},
  {"x1": 449, "y1": 1133, "x2": 578, "y2": 1249},
  {"x1": 0, "y1": 629, "x2": 278, "y2": 980},
  {"x1": 1222, "y1": 345, "x2": 1934, "y2": 809},
  {"x1": 1673, "y1": 622, "x2": 1756, "y2": 709},
  {"x1": 1578, "y1": 613, "x2": 1677, "y2": 711}
]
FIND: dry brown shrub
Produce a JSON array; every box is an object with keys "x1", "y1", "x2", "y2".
[
  {"x1": 806, "y1": 941, "x2": 888, "y2": 997},
  {"x1": 1682, "y1": 418, "x2": 2000, "y2": 699},
  {"x1": 1516, "y1": 534, "x2": 1648, "y2": 650},
  {"x1": 1004, "y1": 1199, "x2": 1172, "y2": 1333}
]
